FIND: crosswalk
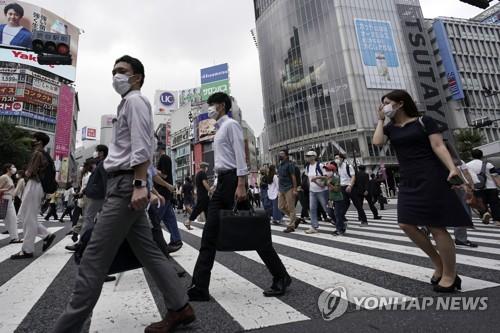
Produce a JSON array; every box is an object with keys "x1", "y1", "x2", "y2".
[{"x1": 0, "y1": 209, "x2": 499, "y2": 332}]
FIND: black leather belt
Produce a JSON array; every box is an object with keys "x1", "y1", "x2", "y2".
[
  {"x1": 108, "y1": 169, "x2": 134, "y2": 178},
  {"x1": 217, "y1": 169, "x2": 236, "y2": 177}
]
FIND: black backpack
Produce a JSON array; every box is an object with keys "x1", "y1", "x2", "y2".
[
  {"x1": 40, "y1": 151, "x2": 58, "y2": 194},
  {"x1": 293, "y1": 164, "x2": 301, "y2": 185},
  {"x1": 475, "y1": 161, "x2": 488, "y2": 190}
]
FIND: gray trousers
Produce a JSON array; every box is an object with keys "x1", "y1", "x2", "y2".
[
  {"x1": 18, "y1": 180, "x2": 49, "y2": 254},
  {"x1": 454, "y1": 188, "x2": 471, "y2": 243},
  {"x1": 78, "y1": 197, "x2": 105, "y2": 236},
  {"x1": 52, "y1": 174, "x2": 188, "y2": 333}
]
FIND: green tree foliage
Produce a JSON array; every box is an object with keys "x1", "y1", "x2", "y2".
[
  {"x1": 454, "y1": 128, "x2": 484, "y2": 162},
  {"x1": 0, "y1": 122, "x2": 32, "y2": 170}
]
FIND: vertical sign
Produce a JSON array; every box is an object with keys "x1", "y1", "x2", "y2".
[
  {"x1": 200, "y1": 63, "x2": 230, "y2": 101},
  {"x1": 54, "y1": 84, "x2": 74, "y2": 182}
]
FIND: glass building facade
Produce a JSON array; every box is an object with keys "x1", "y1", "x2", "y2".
[{"x1": 254, "y1": 0, "x2": 451, "y2": 167}]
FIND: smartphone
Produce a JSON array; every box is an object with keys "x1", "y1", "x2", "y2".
[{"x1": 448, "y1": 175, "x2": 464, "y2": 186}]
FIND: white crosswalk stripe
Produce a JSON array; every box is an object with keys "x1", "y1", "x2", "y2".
[{"x1": 0, "y1": 210, "x2": 499, "y2": 332}]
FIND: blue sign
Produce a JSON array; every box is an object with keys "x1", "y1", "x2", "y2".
[
  {"x1": 355, "y1": 19, "x2": 399, "y2": 67},
  {"x1": 160, "y1": 92, "x2": 175, "y2": 106},
  {"x1": 200, "y1": 63, "x2": 229, "y2": 85},
  {"x1": 433, "y1": 20, "x2": 465, "y2": 100},
  {"x1": 0, "y1": 109, "x2": 57, "y2": 124}
]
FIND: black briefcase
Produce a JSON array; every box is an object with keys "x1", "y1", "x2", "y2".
[{"x1": 216, "y1": 205, "x2": 272, "y2": 252}]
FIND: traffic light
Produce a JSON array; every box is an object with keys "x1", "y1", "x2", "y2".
[
  {"x1": 459, "y1": 0, "x2": 492, "y2": 9},
  {"x1": 32, "y1": 30, "x2": 72, "y2": 65}
]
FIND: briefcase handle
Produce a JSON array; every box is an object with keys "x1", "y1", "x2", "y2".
[{"x1": 232, "y1": 201, "x2": 256, "y2": 216}]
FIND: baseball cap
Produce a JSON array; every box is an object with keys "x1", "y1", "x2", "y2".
[{"x1": 305, "y1": 150, "x2": 317, "y2": 157}]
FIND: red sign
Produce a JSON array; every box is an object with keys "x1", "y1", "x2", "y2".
[
  {"x1": 0, "y1": 86, "x2": 16, "y2": 95},
  {"x1": 86, "y1": 128, "x2": 96, "y2": 139},
  {"x1": 0, "y1": 102, "x2": 23, "y2": 111},
  {"x1": 23, "y1": 88, "x2": 53, "y2": 105},
  {"x1": 54, "y1": 84, "x2": 74, "y2": 159}
]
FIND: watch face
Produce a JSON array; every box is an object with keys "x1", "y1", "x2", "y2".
[{"x1": 134, "y1": 179, "x2": 146, "y2": 187}]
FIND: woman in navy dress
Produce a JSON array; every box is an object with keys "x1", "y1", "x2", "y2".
[{"x1": 373, "y1": 90, "x2": 472, "y2": 293}]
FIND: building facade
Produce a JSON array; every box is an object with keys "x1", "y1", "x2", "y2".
[{"x1": 254, "y1": 0, "x2": 460, "y2": 168}]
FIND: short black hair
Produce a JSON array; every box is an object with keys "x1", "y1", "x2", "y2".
[
  {"x1": 381, "y1": 90, "x2": 420, "y2": 118},
  {"x1": 2, "y1": 163, "x2": 13, "y2": 174},
  {"x1": 471, "y1": 149, "x2": 483, "y2": 159},
  {"x1": 335, "y1": 152, "x2": 346, "y2": 159},
  {"x1": 96, "y1": 144, "x2": 108, "y2": 157},
  {"x1": 114, "y1": 55, "x2": 145, "y2": 87},
  {"x1": 33, "y1": 132, "x2": 50, "y2": 147},
  {"x1": 4, "y1": 3, "x2": 24, "y2": 17},
  {"x1": 279, "y1": 149, "x2": 289, "y2": 156},
  {"x1": 185, "y1": 177, "x2": 191, "y2": 183},
  {"x1": 207, "y1": 92, "x2": 232, "y2": 113},
  {"x1": 370, "y1": 173, "x2": 376, "y2": 179},
  {"x1": 358, "y1": 165, "x2": 366, "y2": 171}
]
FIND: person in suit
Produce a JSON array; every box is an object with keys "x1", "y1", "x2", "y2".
[
  {"x1": 0, "y1": 3, "x2": 32, "y2": 48},
  {"x1": 352, "y1": 165, "x2": 382, "y2": 221},
  {"x1": 368, "y1": 174, "x2": 385, "y2": 210}
]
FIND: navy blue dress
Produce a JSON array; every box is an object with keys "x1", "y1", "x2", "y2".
[{"x1": 384, "y1": 116, "x2": 472, "y2": 227}]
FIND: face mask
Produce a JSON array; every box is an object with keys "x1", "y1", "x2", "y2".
[
  {"x1": 10, "y1": 167, "x2": 17, "y2": 174},
  {"x1": 383, "y1": 104, "x2": 398, "y2": 118},
  {"x1": 112, "y1": 73, "x2": 134, "y2": 95},
  {"x1": 208, "y1": 105, "x2": 218, "y2": 119},
  {"x1": 334, "y1": 158, "x2": 342, "y2": 165},
  {"x1": 92, "y1": 151, "x2": 99, "y2": 159}
]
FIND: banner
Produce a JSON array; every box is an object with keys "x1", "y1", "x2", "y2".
[
  {"x1": 354, "y1": 19, "x2": 405, "y2": 90},
  {"x1": 179, "y1": 87, "x2": 203, "y2": 107},
  {"x1": 0, "y1": 109, "x2": 55, "y2": 123},
  {"x1": 200, "y1": 63, "x2": 230, "y2": 101},
  {"x1": 0, "y1": 100, "x2": 21, "y2": 110},
  {"x1": 0, "y1": 0, "x2": 80, "y2": 81},
  {"x1": 32, "y1": 77, "x2": 59, "y2": 94},
  {"x1": 54, "y1": 84, "x2": 74, "y2": 179},
  {"x1": 82, "y1": 126, "x2": 97, "y2": 140},
  {"x1": 201, "y1": 79, "x2": 230, "y2": 101}
]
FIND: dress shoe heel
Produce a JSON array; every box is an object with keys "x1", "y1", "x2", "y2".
[
  {"x1": 430, "y1": 275, "x2": 441, "y2": 285},
  {"x1": 455, "y1": 275, "x2": 462, "y2": 290},
  {"x1": 433, "y1": 275, "x2": 461, "y2": 293}
]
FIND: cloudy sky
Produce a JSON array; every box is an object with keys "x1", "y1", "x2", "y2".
[{"x1": 24, "y1": 0, "x2": 491, "y2": 143}]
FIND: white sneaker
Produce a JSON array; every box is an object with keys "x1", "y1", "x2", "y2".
[{"x1": 305, "y1": 227, "x2": 318, "y2": 234}]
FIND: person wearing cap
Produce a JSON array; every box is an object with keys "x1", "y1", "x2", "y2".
[
  {"x1": 303, "y1": 151, "x2": 330, "y2": 234},
  {"x1": 185, "y1": 162, "x2": 211, "y2": 230},
  {"x1": 325, "y1": 162, "x2": 347, "y2": 235}
]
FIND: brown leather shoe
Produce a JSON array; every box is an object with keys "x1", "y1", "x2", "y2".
[{"x1": 145, "y1": 304, "x2": 195, "y2": 333}]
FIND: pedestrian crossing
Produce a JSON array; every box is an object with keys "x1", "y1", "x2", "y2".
[{"x1": 0, "y1": 210, "x2": 499, "y2": 332}]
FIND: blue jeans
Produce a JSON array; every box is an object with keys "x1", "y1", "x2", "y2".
[
  {"x1": 310, "y1": 190, "x2": 329, "y2": 229},
  {"x1": 333, "y1": 199, "x2": 347, "y2": 232},
  {"x1": 271, "y1": 198, "x2": 283, "y2": 221},
  {"x1": 160, "y1": 201, "x2": 181, "y2": 243}
]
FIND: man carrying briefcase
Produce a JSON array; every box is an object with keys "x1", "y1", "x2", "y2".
[{"x1": 188, "y1": 92, "x2": 291, "y2": 302}]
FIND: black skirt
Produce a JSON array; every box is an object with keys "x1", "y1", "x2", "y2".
[{"x1": 397, "y1": 164, "x2": 472, "y2": 227}]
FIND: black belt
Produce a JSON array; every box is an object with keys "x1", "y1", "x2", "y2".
[
  {"x1": 217, "y1": 169, "x2": 236, "y2": 177},
  {"x1": 108, "y1": 169, "x2": 134, "y2": 178}
]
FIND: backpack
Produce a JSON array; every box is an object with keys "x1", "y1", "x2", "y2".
[
  {"x1": 475, "y1": 161, "x2": 488, "y2": 190},
  {"x1": 40, "y1": 151, "x2": 58, "y2": 194},
  {"x1": 306, "y1": 162, "x2": 323, "y2": 176},
  {"x1": 293, "y1": 164, "x2": 302, "y2": 185}
]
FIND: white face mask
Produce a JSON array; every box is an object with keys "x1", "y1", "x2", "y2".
[
  {"x1": 208, "y1": 105, "x2": 218, "y2": 119},
  {"x1": 10, "y1": 167, "x2": 17, "y2": 175},
  {"x1": 112, "y1": 73, "x2": 134, "y2": 96},
  {"x1": 383, "y1": 104, "x2": 398, "y2": 118},
  {"x1": 334, "y1": 158, "x2": 342, "y2": 165},
  {"x1": 92, "y1": 151, "x2": 98, "y2": 159}
]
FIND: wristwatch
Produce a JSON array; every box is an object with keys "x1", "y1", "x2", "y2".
[{"x1": 133, "y1": 179, "x2": 147, "y2": 188}]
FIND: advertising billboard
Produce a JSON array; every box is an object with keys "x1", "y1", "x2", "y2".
[
  {"x1": 0, "y1": 0, "x2": 80, "y2": 81},
  {"x1": 82, "y1": 126, "x2": 97, "y2": 141},
  {"x1": 354, "y1": 19, "x2": 406, "y2": 90},
  {"x1": 200, "y1": 63, "x2": 230, "y2": 101},
  {"x1": 197, "y1": 112, "x2": 216, "y2": 142},
  {"x1": 54, "y1": 84, "x2": 74, "y2": 182},
  {"x1": 179, "y1": 87, "x2": 203, "y2": 107},
  {"x1": 154, "y1": 90, "x2": 178, "y2": 114},
  {"x1": 433, "y1": 20, "x2": 465, "y2": 100}
]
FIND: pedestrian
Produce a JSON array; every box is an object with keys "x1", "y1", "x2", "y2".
[
  {"x1": 259, "y1": 167, "x2": 273, "y2": 220},
  {"x1": 182, "y1": 177, "x2": 194, "y2": 216},
  {"x1": 59, "y1": 184, "x2": 75, "y2": 222},
  {"x1": 175, "y1": 182, "x2": 183, "y2": 213},
  {"x1": 11, "y1": 132, "x2": 56, "y2": 259},
  {"x1": 353, "y1": 165, "x2": 382, "y2": 220},
  {"x1": 373, "y1": 89, "x2": 472, "y2": 292},
  {"x1": 13, "y1": 169, "x2": 26, "y2": 213},
  {"x1": 253, "y1": 184, "x2": 261, "y2": 208},
  {"x1": 334, "y1": 153, "x2": 356, "y2": 225},
  {"x1": 0, "y1": 163, "x2": 22, "y2": 243},
  {"x1": 267, "y1": 165, "x2": 283, "y2": 224},
  {"x1": 298, "y1": 171, "x2": 310, "y2": 220},
  {"x1": 303, "y1": 151, "x2": 329, "y2": 234},
  {"x1": 44, "y1": 191, "x2": 59, "y2": 221},
  {"x1": 188, "y1": 92, "x2": 291, "y2": 301},
  {"x1": 278, "y1": 149, "x2": 299, "y2": 233},
  {"x1": 325, "y1": 162, "x2": 347, "y2": 236},
  {"x1": 52, "y1": 55, "x2": 194, "y2": 332},
  {"x1": 185, "y1": 162, "x2": 211, "y2": 230},
  {"x1": 69, "y1": 159, "x2": 94, "y2": 241},
  {"x1": 156, "y1": 144, "x2": 183, "y2": 252},
  {"x1": 368, "y1": 174, "x2": 385, "y2": 210},
  {"x1": 466, "y1": 149, "x2": 500, "y2": 226}
]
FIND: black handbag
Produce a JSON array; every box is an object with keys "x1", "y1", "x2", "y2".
[{"x1": 216, "y1": 203, "x2": 272, "y2": 252}]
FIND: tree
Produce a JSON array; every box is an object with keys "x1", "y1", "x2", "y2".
[
  {"x1": 0, "y1": 122, "x2": 32, "y2": 169},
  {"x1": 454, "y1": 128, "x2": 484, "y2": 162}
]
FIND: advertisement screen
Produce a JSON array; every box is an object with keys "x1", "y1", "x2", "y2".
[
  {"x1": 354, "y1": 19, "x2": 405, "y2": 90},
  {"x1": 179, "y1": 87, "x2": 203, "y2": 107},
  {"x1": 197, "y1": 113, "x2": 216, "y2": 142},
  {"x1": 0, "y1": 1, "x2": 80, "y2": 81}
]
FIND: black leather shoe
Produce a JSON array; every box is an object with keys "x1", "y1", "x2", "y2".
[
  {"x1": 104, "y1": 275, "x2": 117, "y2": 282},
  {"x1": 168, "y1": 241, "x2": 183, "y2": 253},
  {"x1": 42, "y1": 234, "x2": 56, "y2": 252},
  {"x1": 430, "y1": 275, "x2": 441, "y2": 285},
  {"x1": 65, "y1": 244, "x2": 79, "y2": 252},
  {"x1": 187, "y1": 286, "x2": 211, "y2": 302},
  {"x1": 263, "y1": 275, "x2": 292, "y2": 297},
  {"x1": 71, "y1": 232, "x2": 78, "y2": 243},
  {"x1": 433, "y1": 276, "x2": 461, "y2": 293}
]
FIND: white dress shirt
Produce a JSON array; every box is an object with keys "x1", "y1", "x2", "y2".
[
  {"x1": 268, "y1": 175, "x2": 279, "y2": 200},
  {"x1": 338, "y1": 162, "x2": 355, "y2": 186},
  {"x1": 213, "y1": 115, "x2": 249, "y2": 177},
  {"x1": 466, "y1": 159, "x2": 497, "y2": 189}
]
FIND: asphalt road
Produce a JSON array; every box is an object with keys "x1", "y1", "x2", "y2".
[{"x1": 1, "y1": 202, "x2": 499, "y2": 333}]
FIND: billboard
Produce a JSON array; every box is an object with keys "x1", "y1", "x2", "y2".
[
  {"x1": 0, "y1": 1, "x2": 80, "y2": 81},
  {"x1": 154, "y1": 90, "x2": 178, "y2": 114},
  {"x1": 471, "y1": 3, "x2": 500, "y2": 25},
  {"x1": 200, "y1": 63, "x2": 230, "y2": 101},
  {"x1": 197, "y1": 112, "x2": 216, "y2": 142},
  {"x1": 354, "y1": 19, "x2": 405, "y2": 90},
  {"x1": 433, "y1": 20, "x2": 465, "y2": 100},
  {"x1": 82, "y1": 126, "x2": 97, "y2": 141},
  {"x1": 54, "y1": 84, "x2": 74, "y2": 182},
  {"x1": 179, "y1": 87, "x2": 203, "y2": 107}
]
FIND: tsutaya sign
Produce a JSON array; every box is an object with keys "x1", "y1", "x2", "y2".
[{"x1": 396, "y1": 1, "x2": 452, "y2": 140}]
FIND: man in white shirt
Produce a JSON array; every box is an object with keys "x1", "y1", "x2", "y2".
[
  {"x1": 466, "y1": 149, "x2": 500, "y2": 225},
  {"x1": 304, "y1": 151, "x2": 329, "y2": 234},
  {"x1": 334, "y1": 153, "x2": 358, "y2": 224}
]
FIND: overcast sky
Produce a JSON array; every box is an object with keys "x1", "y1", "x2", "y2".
[{"x1": 24, "y1": 0, "x2": 492, "y2": 142}]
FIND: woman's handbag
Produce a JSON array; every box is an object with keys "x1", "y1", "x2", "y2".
[{"x1": 216, "y1": 203, "x2": 272, "y2": 252}]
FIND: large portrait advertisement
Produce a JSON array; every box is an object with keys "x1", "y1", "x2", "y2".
[
  {"x1": 0, "y1": 1, "x2": 80, "y2": 81},
  {"x1": 354, "y1": 19, "x2": 405, "y2": 90}
]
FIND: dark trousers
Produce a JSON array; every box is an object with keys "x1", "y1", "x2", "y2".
[
  {"x1": 148, "y1": 204, "x2": 172, "y2": 258},
  {"x1": 192, "y1": 171, "x2": 288, "y2": 291},
  {"x1": 71, "y1": 206, "x2": 82, "y2": 227},
  {"x1": 364, "y1": 194, "x2": 379, "y2": 218},
  {"x1": 318, "y1": 205, "x2": 328, "y2": 220},
  {"x1": 299, "y1": 190, "x2": 309, "y2": 218},
  {"x1": 60, "y1": 202, "x2": 74, "y2": 220},
  {"x1": 477, "y1": 188, "x2": 500, "y2": 220},
  {"x1": 350, "y1": 193, "x2": 367, "y2": 222},
  {"x1": 189, "y1": 196, "x2": 209, "y2": 222},
  {"x1": 253, "y1": 194, "x2": 261, "y2": 208},
  {"x1": 45, "y1": 203, "x2": 58, "y2": 220},
  {"x1": 14, "y1": 196, "x2": 22, "y2": 214}
]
